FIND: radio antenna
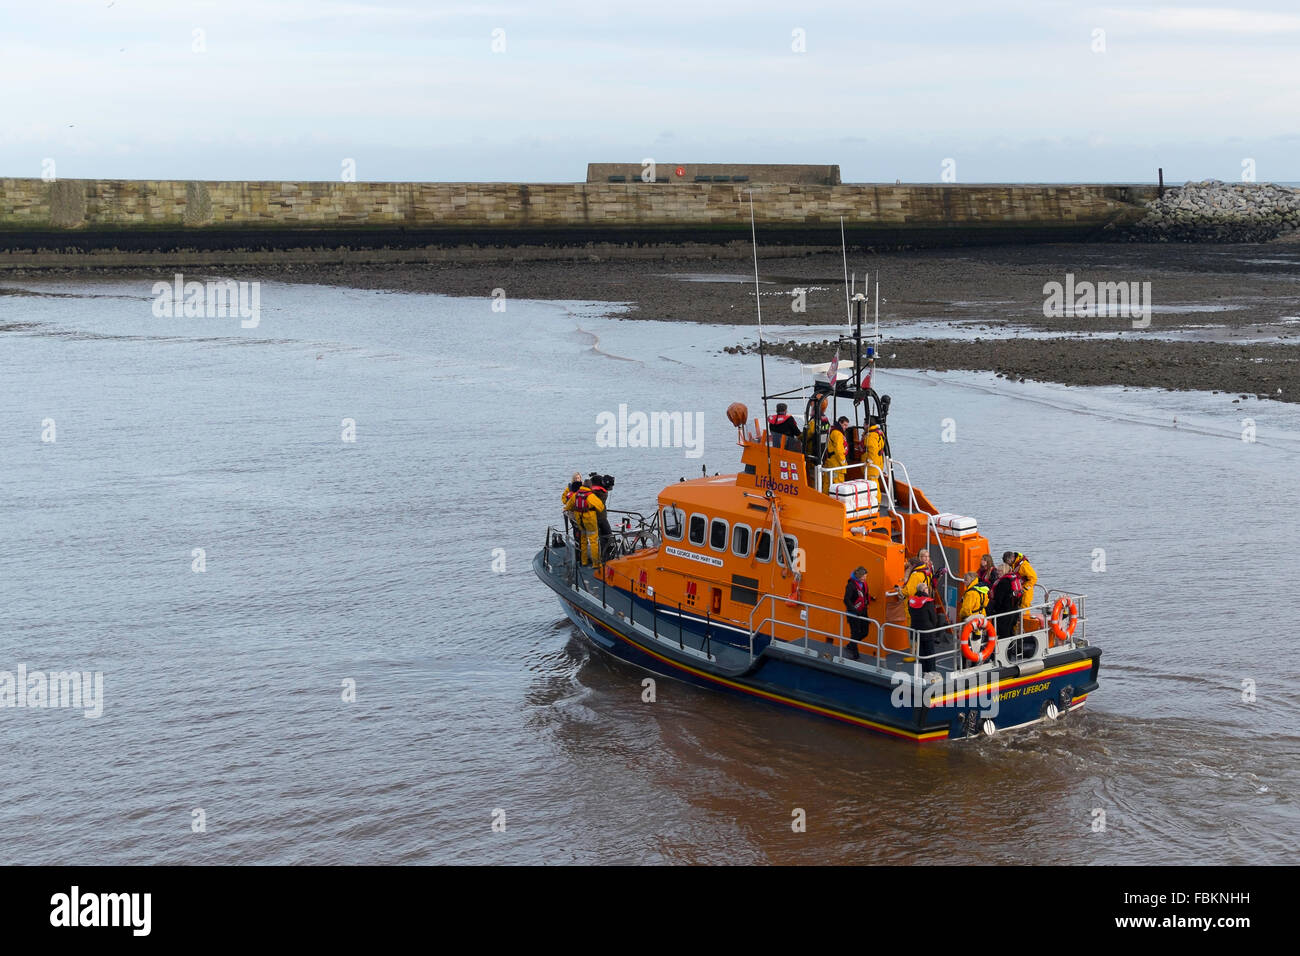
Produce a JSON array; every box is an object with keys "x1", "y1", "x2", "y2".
[{"x1": 874, "y1": 270, "x2": 880, "y2": 349}]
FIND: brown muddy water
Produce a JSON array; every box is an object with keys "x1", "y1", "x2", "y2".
[{"x1": 1, "y1": 278, "x2": 1296, "y2": 864}]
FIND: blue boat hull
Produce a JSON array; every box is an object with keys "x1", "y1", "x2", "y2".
[{"x1": 538, "y1": 552, "x2": 1101, "y2": 743}]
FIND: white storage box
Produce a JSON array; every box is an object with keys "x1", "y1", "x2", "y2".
[
  {"x1": 934, "y1": 512, "x2": 978, "y2": 537},
  {"x1": 831, "y1": 479, "x2": 880, "y2": 519}
]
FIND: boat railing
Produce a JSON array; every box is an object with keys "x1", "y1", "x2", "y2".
[
  {"x1": 923, "y1": 514, "x2": 959, "y2": 586},
  {"x1": 747, "y1": 591, "x2": 894, "y2": 668},
  {"x1": 541, "y1": 525, "x2": 720, "y2": 662},
  {"x1": 544, "y1": 524, "x2": 1086, "y2": 677},
  {"x1": 746, "y1": 588, "x2": 1088, "y2": 677},
  {"x1": 888, "y1": 457, "x2": 920, "y2": 513}
]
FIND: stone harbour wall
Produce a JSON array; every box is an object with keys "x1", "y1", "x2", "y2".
[{"x1": 0, "y1": 178, "x2": 1159, "y2": 248}]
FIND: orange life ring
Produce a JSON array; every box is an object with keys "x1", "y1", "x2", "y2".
[
  {"x1": 960, "y1": 616, "x2": 996, "y2": 663},
  {"x1": 1050, "y1": 597, "x2": 1079, "y2": 644}
]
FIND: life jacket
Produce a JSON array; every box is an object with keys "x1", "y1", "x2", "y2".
[
  {"x1": 908, "y1": 595, "x2": 934, "y2": 610},
  {"x1": 572, "y1": 487, "x2": 592, "y2": 511},
  {"x1": 768, "y1": 413, "x2": 791, "y2": 426},
  {"x1": 1010, "y1": 553, "x2": 1027, "y2": 576},
  {"x1": 849, "y1": 576, "x2": 868, "y2": 613},
  {"x1": 1003, "y1": 574, "x2": 1023, "y2": 598},
  {"x1": 965, "y1": 582, "x2": 990, "y2": 614}
]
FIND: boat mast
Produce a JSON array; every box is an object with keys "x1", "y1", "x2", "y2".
[
  {"x1": 840, "y1": 217, "x2": 852, "y2": 328},
  {"x1": 748, "y1": 192, "x2": 775, "y2": 499}
]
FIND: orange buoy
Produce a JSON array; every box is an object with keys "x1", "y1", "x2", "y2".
[
  {"x1": 1050, "y1": 597, "x2": 1079, "y2": 644},
  {"x1": 960, "y1": 616, "x2": 996, "y2": 663},
  {"x1": 726, "y1": 402, "x2": 748, "y2": 427}
]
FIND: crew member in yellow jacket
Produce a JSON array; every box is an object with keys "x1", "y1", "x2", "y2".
[
  {"x1": 565, "y1": 483, "x2": 606, "y2": 568},
  {"x1": 958, "y1": 573, "x2": 990, "y2": 619},
  {"x1": 803, "y1": 397, "x2": 830, "y2": 482},
  {"x1": 821, "y1": 416, "x2": 849, "y2": 492},
  {"x1": 901, "y1": 550, "x2": 937, "y2": 599},
  {"x1": 561, "y1": 472, "x2": 583, "y2": 562},
  {"x1": 561, "y1": 472, "x2": 582, "y2": 508},
  {"x1": 1003, "y1": 551, "x2": 1037, "y2": 608},
  {"x1": 864, "y1": 422, "x2": 886, "y2": 496}
]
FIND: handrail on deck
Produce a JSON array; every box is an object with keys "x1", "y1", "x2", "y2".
[
  {"x1": 544, "y1": 524, "x2": 1086, "y2": 680},
  {"x1": 744, "y1": 585, "x2": 1087, "y2": 677},
  {"x1": 543, "y1": 525, "x2": 720, "y2": 662}
]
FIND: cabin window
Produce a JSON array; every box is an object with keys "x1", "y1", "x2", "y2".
[
  {"x1": 775, "y1": 535, "x2": 799, "y2": 568},
  {"x1": 662, "y1": 506, "x2": 685, "y2": 541},
  {"x1": 688, "y1": 513, "x2": 707, "y2": 546},
  {"x1": 709, "y1": 518, "x2": 728, "y2": 552},
  {"x1": 755, "y1": 530, "x2": 772, "y2": 562},
  {"x1": 732, "y1": 523, "x2": 752, "y2": 557}
]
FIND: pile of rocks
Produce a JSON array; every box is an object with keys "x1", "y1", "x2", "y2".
[{"x1": 1130, "y1": 180, "x2": 1300, "y2": 242}]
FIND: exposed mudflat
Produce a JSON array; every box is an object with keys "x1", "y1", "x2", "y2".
[
  {"x1": 5, "y1": 240, "x2": 1299, "y2": 399},
  {"x1": 730, "y1": 338, "x2": 1299, "y2": 403}
]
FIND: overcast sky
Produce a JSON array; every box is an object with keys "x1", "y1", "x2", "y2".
[{"x1": 2, "y1": 0, "x2": 1297, "y2": 183}]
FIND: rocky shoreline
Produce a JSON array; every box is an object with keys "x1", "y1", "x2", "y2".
[{"x1": 1128, "y1": 180, "x2": 1300, "y2": 243}]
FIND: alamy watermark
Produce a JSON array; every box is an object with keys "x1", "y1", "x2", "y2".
[
  {"x1": 152, "y1": 274, "x2": 261, "y2": 328},
  {"x1": 1, "y1": 664, "x2": 103, "y2": 718},
  {"x1": 50, "y1": 886, "x2": 150, "y2": 936},
  {"x1": 596, "y1": 403, "x2": 704, "y2": 459},
  {"x1": 891, "y1": 669, "x2": 1000, "y2": 717},
  {"x1": 1043, "y1": 273, "x2": 1151, "y2": 328}
]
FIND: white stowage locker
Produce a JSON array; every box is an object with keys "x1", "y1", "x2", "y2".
[
  {"x1": 831, "y1": 479, "x2": 880, "y2": 520},
  {"x1": 934, "y1": 512, "x2": 978, "y2": 537}
]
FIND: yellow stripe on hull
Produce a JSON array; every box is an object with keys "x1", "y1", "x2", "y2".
[{"x1": 928, "y1": 658, "x2": 1094, "y2": 707}]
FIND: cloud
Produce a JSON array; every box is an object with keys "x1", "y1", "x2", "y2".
[{"x1": 1097, "y1": 5, "x2": 1300, "y2": 34}]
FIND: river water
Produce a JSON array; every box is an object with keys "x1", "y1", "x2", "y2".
[{"x1": 1, "y1": 278, "x2": 1297, "y2": 865}]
